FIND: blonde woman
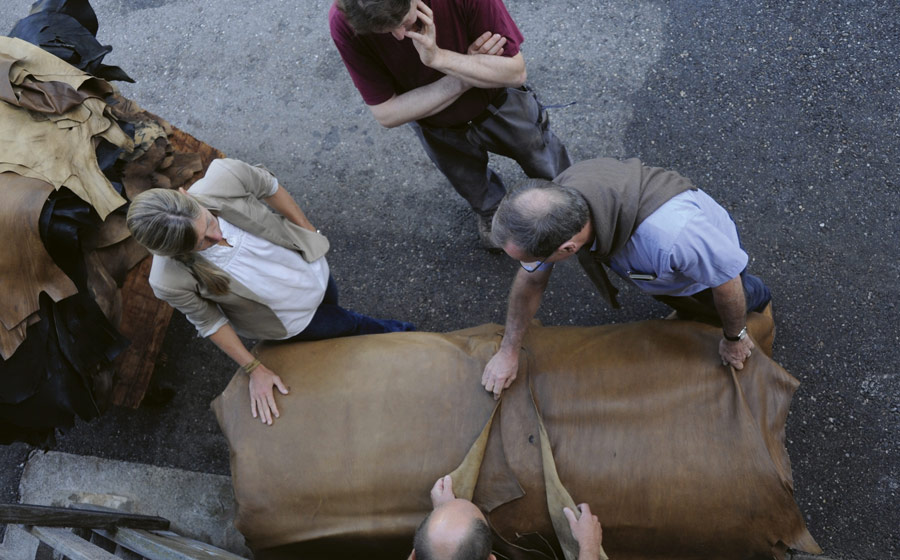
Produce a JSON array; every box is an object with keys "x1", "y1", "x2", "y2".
[{"x1": 127, "y1": 159, "x2": 413, "y2": 425}]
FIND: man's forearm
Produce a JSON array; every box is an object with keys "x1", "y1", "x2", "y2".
[
  {"x1": 369, "y1": 75, "x2": 470, "y2": 128},
  {"x1": 712, "y1": 275, "x2": 748, "y2": 336},
  {"x1": 499, "y1": 268, "x2": 550, "y2": 353},
  {"x1": 431, "y1": 51, "x2": 526, "y2": 89}
]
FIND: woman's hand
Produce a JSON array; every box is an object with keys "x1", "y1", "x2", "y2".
[
  {"x1": 206, "y1": 325, "x2": 290, "y2": 425},
  {"x1": 248, "y1": 364, "x2": 290, "y2": 425}
]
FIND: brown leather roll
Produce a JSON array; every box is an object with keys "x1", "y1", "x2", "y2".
[{"x1": 212, "y1": 314, "x2": 819, "y2": 560}]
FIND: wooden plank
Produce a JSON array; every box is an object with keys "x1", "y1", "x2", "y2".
[
  {"x1": 111, "y1": 255, "x2": 174, "y2": 408},
  {"x1": 28, "y1": 526, "x2": 121, "y2": 560},
  {"x1": 34, "y1": 541, "x2": 57, "y2": 560},
  {"x1": 113, "y1": 542, "x2": 145, "y2": 560},
  {"x1": 0, "y1": 504, "x2": 169, "y2": 530},
  {"x1": 95, "y1": 528, "x2": 249, "y2": 560}
]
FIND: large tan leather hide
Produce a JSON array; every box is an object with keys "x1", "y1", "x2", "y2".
[
  {"x1": 0, "y1": 172, "x2": 77, "y2": 358},
  {"x1": 211, "y1": 313, "x2": 820, "y2": 560}
]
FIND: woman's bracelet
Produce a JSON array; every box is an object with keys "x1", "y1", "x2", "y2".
[{"x1": 241, "y1": 358, "x2": 262, "y2": 375}]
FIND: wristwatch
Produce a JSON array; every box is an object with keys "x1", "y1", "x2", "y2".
[{"x1": 723, "y1": 326, "x2": 748, "y2": 342}]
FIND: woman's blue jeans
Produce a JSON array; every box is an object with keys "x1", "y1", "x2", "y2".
[{"x1": 287, "y1": 276, "x2": 415, "y2": 342}]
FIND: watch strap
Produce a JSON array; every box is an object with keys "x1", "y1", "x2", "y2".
[{"x1": 723, "y1": 326, "x2": 748, "y2": 342}]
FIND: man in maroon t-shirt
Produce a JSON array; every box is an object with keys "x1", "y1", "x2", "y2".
[{"x1": 330, "y1": 0, "x2": 571, "y2": 248}]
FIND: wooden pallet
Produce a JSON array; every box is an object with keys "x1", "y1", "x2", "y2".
[{"x1": 2, "y1": 504, "x2": 245, "y2": 560}]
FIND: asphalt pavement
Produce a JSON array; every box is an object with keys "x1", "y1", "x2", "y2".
[{"x1": 0, "y1": 1, "x2": 897, "y2": 559}]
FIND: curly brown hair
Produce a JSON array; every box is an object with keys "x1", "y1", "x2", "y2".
[{"x1": 335, "y1": 0, "x2": 414, "y2": 34}]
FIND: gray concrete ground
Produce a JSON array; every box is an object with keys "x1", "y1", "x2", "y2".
[{"x1": 0, "y1": 1, "x2": 897, "y2": 559}]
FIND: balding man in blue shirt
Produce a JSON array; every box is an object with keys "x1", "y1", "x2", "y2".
[{"x1": 482, "y1": 158, "x2": 772, "y2": 399}]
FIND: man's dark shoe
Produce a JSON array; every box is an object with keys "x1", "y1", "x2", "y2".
[{"x1": 477, "y1": 213, "x2": 499, "y2": 250}]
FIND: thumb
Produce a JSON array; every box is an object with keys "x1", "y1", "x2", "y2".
[
  {"x1": 274, "y1": 375, "x2": 290, "y2": 394},
  {"x1": 563, "y1": 507, "x2": 577, "y2": 524}
]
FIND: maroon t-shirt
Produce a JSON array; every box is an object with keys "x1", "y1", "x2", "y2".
[{"x1": 329, "y1": 0, "x2": 524, "y2": 128}]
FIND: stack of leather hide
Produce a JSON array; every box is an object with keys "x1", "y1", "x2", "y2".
[
  {"x1": 0, "y1": 0, "x2": 217, "y2": 446},
  {"x1": 212, "y1": 313, "x2": 821, "y2": 560}
]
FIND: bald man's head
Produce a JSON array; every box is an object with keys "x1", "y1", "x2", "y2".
[
  {"x1": 491, "y1": 179, "x2": 590, "y2": 259},
  {"x1": 413, "y1": 499, "x2": 494, "y2": 560}
]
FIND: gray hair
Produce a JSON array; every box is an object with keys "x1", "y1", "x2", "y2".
[
  {"x1": 491, "y1": 179, "x2": 590, "y2": 259},
  {"x1": 336, "y1": 0, "x2": 412, "y2": 34},
  {"x1": 126, "y1": 188, "x2": 230, "y2": 295}
]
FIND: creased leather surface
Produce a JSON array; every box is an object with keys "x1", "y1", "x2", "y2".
[
  {"x1": 213, "y1": 327, "x2": 502, "y2": 559},
  {"x1": 0, "y1": 37, "x2": 132, "y2": 219},
  {"x1": 0, "y1": 36, "x2": 101, "y2": 91},
  {"x1": 0, "y1": 172, "x2": 77, "y2": 357},
  {"x1": 212, "y1": 315, "x2": 819, "y2": 560},
  {"x1": 0, "y1": 8, "x2": 212, "y2": 442},
  {"x1": 0, "y1": 185, "x2": 128, "y2": 446},
  {"x1": 0, "y1": 94, "x2": 131, "y2": 219},
  {"x1": 500, "y1": 316, "x2": 820, "y2": 559},
  {"x1": 0, "y1": 53, "x2": 96, "y2": 115}
]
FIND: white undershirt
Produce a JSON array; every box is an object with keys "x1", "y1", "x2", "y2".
[{"x1": 201, "y1": 217, "x2": 330, "y2": 339}]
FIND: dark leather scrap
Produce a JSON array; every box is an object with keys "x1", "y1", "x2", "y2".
[
  {"x1": 212, "y1": 315, "x2": 820, "y2": 560},
  {"x1": 107, "y1": 95, "x2": 205, "y2": 199},
  {"x1": 0, "y1": 184, "x2": 129, "y2": 446},
  {"x1": 0, "y1": 293, "x2": 107, "y2": 448},
  {"x1": 0, "y1": 3, "x2": 214, "y2": 437},
  {"x1": 27, "y1": 0, "x2": 100, "y2": 36},
  {"x1": 9, "y1": 0, "x2": 133, "y2": 82}
]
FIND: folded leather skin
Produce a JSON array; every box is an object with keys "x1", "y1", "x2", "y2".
[
  {"x1": 212, "y1": 313, "x2": 820, "y2": 560},
  {"x1": 0, "y1": 0, "x2": 213, "y2": 444},
  {"x1": 0, "y1": 172, "x2": 77, "y2": 358}
]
